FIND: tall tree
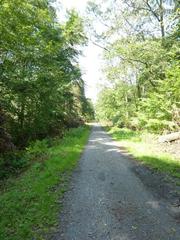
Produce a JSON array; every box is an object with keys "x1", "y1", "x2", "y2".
[
  {"x1": 0, "y1": 0, "x2": 91, "y2": 147},
  {"x1": 88, "y1": 0, "x2": 180, "y2": 132}
]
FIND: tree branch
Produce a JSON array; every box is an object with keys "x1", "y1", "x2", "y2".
[{"x1": 144, "y1": 0, "x2": 160, "y2": 22}]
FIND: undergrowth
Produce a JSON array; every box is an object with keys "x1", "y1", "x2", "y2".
[{"x1": 0, "y1": 126, "x2": 90, "y2": 240}]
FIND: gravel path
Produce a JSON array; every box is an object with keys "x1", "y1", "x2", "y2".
[{"x1": 54, "y1": 124, "x2": 180, "y2": 240}]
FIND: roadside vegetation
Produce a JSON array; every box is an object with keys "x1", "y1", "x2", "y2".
[
  {"x1": 106, "y1": 126, "x2": 180, "y2": 180},
  {"x1": 92, "y1": 0, "x2": 179, "y2": 134},
  {"x1": 0, "y1": 2, "x2": 94, "y2": 239},
  {"x1": 0, "y1": 126, "x2": 90, "y2": 240},
  {"x1": 0, "y1": 0, "x2": 94, "y2": 179},
  {"x1": 87, "y1": 1, "x2": 180, "y2": 177}
]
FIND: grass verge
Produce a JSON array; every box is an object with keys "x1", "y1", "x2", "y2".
[
  {"x1": 106, "y1": 126, "x2": 180, "y2": 180},
  {"x1": 0, "y1": 125, "x2": 90, "y2": 240}
]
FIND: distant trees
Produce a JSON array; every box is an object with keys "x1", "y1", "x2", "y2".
[
  {"x1": 88, "y1": 0, "x2": 179, "y2": 133},
  {"x1": 0, "y1": 0, "x2": 94, "y2": 151}
]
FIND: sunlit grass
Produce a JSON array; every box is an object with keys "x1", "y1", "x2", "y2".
[
  {"x1": 0, "y1": 126, "x2": 90, "y2": 240},
  {"x1": 107, "y1": 126, "x2": 180, "y2": 180}
]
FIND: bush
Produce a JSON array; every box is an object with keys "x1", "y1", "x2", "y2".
[
  {"x1": 0, "y1": 151, "x2": 27, "y2": 179},
  {"x1": 145, "y1": 119, "x2": 176, "y2": 133},
  {"x1": 0, "y1": 139, "x2": 50, "y2": 180},
  {"x1": 26, "y1": 140, "x2": 48, "y2": 157},
  {"x1": 25, "y1": 139, "x2": 50, "y2": 164}
]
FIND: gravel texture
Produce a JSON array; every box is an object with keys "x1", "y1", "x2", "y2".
[{"x1": 53, "y1": 124, "x2": 180, "y2": 240}]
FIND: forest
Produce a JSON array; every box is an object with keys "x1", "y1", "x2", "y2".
[
  {"x1": 92, "y1": 0, "x2": 179, "y2": 133},
  {"x1": 0, "y1": 0, "x2": 94, "y2": 178},
  {"x1": 0, "y1": 1, "x2": 180, "y2": 240}
]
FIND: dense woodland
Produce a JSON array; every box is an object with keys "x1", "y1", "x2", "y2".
[
  {"x1": 0, "y1": 0, "x2": 94, "y2": 177},
  {"x1": 89, "y1": 0, "x2": 179, "y2": 133}
]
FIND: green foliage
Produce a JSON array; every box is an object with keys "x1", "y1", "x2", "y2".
[
  {"x1": 145, "y1": 119, "x2": 172, "y2": 132},
  {"x1": 0, "y1": 151, "x2": 27, "y2": 179},
  {"x1": 0, "y1": 0, "x2": 94, "y2": 175},
  {"x1": 0, "y1": 125, "x2": 90, "y2": 240},
  {"x1": 83, "y1": 98, "x2": 95, "y2": 121},
  {"x1": 0, "y1": 0, "x2": 93, "y2": 147},
  {"x1": 26, "y1": 139, "x2": 49, "y2": 158},
  {"x1": 88, "y1": 0, "x2": 179, "y2": 133},
  {"x1": 107, "y1": 126, "x2": 140, "y2": 141}
]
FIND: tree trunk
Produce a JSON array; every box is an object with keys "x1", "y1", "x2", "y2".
[
  {"x1": 0, "y1": 107, "x2": 15, "y2": 153},
  {"x1": 159, "y1": 0, "x2": 165, "y2": 38}
]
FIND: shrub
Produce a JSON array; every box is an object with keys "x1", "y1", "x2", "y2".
[
  {"x1": 145, "y1": 119, "x2": 176, "y2": 133},
  {"x1": 0, "y1": 151, "x2": 27, "y2": 179}
]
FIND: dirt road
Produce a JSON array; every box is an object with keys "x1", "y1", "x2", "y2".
[{"x1": 54, "y1": 124, "x2": 180, "y2": 240}]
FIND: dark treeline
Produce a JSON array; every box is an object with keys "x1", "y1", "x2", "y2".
[{"x1": 0, "y1": 0, "x2": 94, "y2": 176}]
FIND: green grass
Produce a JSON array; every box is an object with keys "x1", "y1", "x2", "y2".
[
  {"x1": 0, "y1": 126, "x2": 90, "y2": 240},
  {"x1": 106, "y1": 126, "x2": 180, "y2": 180}
]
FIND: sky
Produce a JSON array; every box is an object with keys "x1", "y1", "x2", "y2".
[{"x1": 54, "y1": 0, "x2": 103, "y2": 103}]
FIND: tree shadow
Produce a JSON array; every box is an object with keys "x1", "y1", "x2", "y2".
[{"x1": 136, "y1": 155, "x2": 180, "y2": 179}]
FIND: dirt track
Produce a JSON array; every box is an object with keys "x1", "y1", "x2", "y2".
[{"x1": 53, "y1": 124, "x2": 180, "y2": 240}]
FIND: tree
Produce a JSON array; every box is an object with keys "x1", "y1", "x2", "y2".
[
  {"x1": 88, "y1": 0, "x2": 180, "y2": 133},
  {"x1": 0, "y1": 0, "x2": 91, "y2": 147}
]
